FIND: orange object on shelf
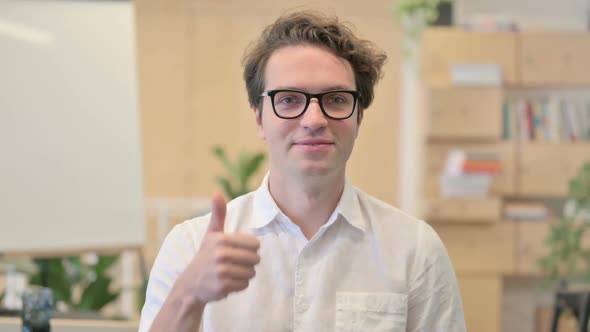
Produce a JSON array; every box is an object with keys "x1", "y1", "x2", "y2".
[{"x1": 462, "y1": 160, "x2": 502, "y2": 173}]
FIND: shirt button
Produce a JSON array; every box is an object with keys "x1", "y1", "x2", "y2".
[{"x1": 297, "y1": 298, "x2": 310, "y2": 312}]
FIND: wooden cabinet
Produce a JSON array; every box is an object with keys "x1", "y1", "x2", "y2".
[
  {"x1": 421, "y1": 28, "x2": 518, "y2": 86},
  {"x1": 422, "y1": 29, "x2": 590, "y2": 87},
  {"x1": 424, "y1": 142, "x2": 515, "y2": 197},
  {"x1": 515, "y1": 219, "x2": 590, "y2": 276},
  {"x1": 427, "y1": 87, "x2": 504, "y2": 140},
  {"x1": 432, "y1": 222, "x2": 515, "y2": 274},
  {"x1": 421, "y1": 27, "x2": 590, "y2": 332},
  {"x1": 426, "y1": 198, "x2": 501, "y2": 223},
  {"x1": 514, "y1": 221, "x2": 550, "y2": 275},
  {"x1": 519, "y1": 32, "x2": 590, "y2": 86},
  {"x1": 516, "y1": 142, "x2": 590, "y2": 196},
  {"x1": 458, "y1": 275, "x2": 502, "y2": 332}
]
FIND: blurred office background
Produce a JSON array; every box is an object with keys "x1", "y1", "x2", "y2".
[{"x1": 1, "y1": 0, "x2": 590, "y2": 331}]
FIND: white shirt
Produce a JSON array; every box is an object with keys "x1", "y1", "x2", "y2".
[{"x1": 139, "y1": 175, "x2": 466, "y2": 332}]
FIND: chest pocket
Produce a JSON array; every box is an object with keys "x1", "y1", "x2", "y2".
[{"x1": 335, "y1": 292, "x2": 408, "y2": 332}]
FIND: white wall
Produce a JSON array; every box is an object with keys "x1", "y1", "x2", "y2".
[{"x1": 0, "y1": 0, "x2": 144, "y2": 253}]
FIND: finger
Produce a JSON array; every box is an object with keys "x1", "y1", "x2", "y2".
[
  {"x1": 219, "y1": 233, "x2": 260, "y2": 251},
  {"x1": 222, "y1": 278, "x2": 250, "y2": 294},
  {"x1": 216, "y1": 264, "x2": 257, "y2": 280},
  {"x1": 207, "y1": 192, "x2": 227, "y2": 233},
  {"x1": 214, "y1": 247, "x2": 261, "y2": 266}
]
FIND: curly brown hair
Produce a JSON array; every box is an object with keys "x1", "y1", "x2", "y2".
[{"x1": 242, "y1": 10, "x2": 387, "y2": 112}]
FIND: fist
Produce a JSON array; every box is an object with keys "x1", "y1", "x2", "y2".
[{"x1": 179, "y1": 192, "x2": 261, "y2": 305}]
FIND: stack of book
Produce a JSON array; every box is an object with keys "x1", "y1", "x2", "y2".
[
  {"x1": 439, "y1": 150, "x2": 502, "y2": 198},
  {"x1": 503, "y1": 202, "x2": 549, "y2": 221},
  {"x1": 503, "y1": 96, "x2": 590, "y2": 142}
]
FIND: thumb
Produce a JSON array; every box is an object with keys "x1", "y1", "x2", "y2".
[{"x1": 207, "y1": 192, "x2": 226, "y2": 233}]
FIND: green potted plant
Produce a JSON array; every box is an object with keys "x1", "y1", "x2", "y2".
[
  {"x1": 212, "y1": 145, "x2": 266, "y2": 199},
  {"x1": 29, "y1": 254, "x2": 120, "y2": 315},
  {"x1": 394, "y1": 0, "x2": 453, "y2": 41},
  {"x1": 538, "y1": 162, "x2": 590, "y2": 289}
]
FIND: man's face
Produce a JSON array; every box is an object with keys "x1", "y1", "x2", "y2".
[{"x1": 255, "y1": 45, "x2": 363, "y2": 178}]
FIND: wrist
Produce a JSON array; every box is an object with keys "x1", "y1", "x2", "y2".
[{"x1": 170, "y1": 277, "x2": 206, "y2": 312}]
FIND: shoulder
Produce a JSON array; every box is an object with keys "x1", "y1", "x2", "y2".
[
  {"x1": 355, "y1": 187, "x2": 446, "y2": 256},
  {"x1": 355, "y1": 187, "x2": 431, "y2": 233}
]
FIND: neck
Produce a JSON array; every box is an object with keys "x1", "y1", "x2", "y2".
[{"x1": 268, "y1": 170, "x2": 345, "y2": 239}]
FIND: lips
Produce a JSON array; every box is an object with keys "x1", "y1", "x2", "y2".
[{"x1": 293, "y1": 138, "x2": 334, "y2": 146}]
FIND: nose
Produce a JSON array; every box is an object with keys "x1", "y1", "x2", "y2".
[{"x1": 300, "y1": 99, "x2": 328, "y2": 131}]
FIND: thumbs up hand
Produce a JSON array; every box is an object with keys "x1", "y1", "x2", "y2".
[{"x1": 176, "y1": 192, "x2": 261, "y2": 305}]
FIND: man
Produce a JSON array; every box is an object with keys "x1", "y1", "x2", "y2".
[{"x1": 139, "y1": 11, "x2": 466, "y2": 332}]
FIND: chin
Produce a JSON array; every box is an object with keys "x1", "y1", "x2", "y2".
[{"x1": 296, "y1": 162, "x2": 338, "y2": 177}]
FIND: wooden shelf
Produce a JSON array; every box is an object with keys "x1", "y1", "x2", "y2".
[
  {"x1": 430, "y1": 222, "x2": 515, "y2": 274},
  {"x1": 421, "y1": 28, "x2": 590, "y2": 332},
  {"x1": 426, "y1": 197, "x2": 502, "y2": 223},
  {"x1": 516, "y1": 142, "x2": 590, "y2": 197},
  {"x1": 424, "y1": 142, "x2": 515, "y2": 197}
]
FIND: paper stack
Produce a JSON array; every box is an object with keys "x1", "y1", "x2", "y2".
[
  {"x1": 439, "y1": 149, "x2": 501, "y2": 198},
  {"x1": 503, "y1": 202, "x2": 549, "y2": 221}
]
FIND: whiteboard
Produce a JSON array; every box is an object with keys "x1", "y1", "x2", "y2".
[{"x1": 0, "y1": 0, "x2": 145, "y2": 254}]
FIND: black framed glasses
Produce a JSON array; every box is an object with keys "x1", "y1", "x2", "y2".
[{"x1": 260, "y1": 89, "x2": 361, "y2": 120}]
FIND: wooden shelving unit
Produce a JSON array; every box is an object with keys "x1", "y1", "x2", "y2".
[{"x1": 420, "y1": 27, "x2": 590, "y2": 332}]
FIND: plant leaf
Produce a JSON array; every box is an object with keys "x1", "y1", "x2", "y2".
[
  {"x1": 245, "y1": 153, "x2": 265, "y2": 180},
  {"x1": 94, "y1": 255, "x2": 119, "y2": 275},
  {"x1": 215, "y1": 177, "x2": 236, "y2": 199},
  {"x1": 77, "y1": 276, "x2": 119, "y2": 311},
  {"x1": 137, "y1": 278, "x2": 148, "y2": 313},
  {"x1": 30, "y1": 258, "x2": 73, "y2": 306},
  {"x1": 237, "y1": 151, "x2": 250, "y2": 187},
  {"x1": 212, "y1": 146, "x2": 236, "y2": 175}
]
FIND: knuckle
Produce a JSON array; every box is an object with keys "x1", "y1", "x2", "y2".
[
  {"x1": 213, "y1": 248, "x2": 228, "y2": 263},
  {"x1": 209, "y1": 233, "x2": 226, "y2": 247},
  {"x1": 209, "y1": 232, "x2": 222, "y2": 243},
  {"x1": 214, "y1": 265, "x2": 228, "y2": 279}
]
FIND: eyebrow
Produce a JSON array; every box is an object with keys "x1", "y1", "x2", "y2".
[{"x1": 274, "y1": 85, "x2": 355, "y2": 91}]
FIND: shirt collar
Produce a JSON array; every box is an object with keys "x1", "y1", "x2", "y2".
[
  {"x1": 248, "y1": 172, "x2": 366, "y2": 233},
  {"x1": 335, "y1": 177, "x2": 366, "y2": 233},
  {"x1": 249, "y1": 172, "x2": 281, "y2": 230}
]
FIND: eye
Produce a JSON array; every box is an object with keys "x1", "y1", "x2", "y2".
[
  {"x1": 325, "y1": 93, "x2": 349, "y2": 104},
  {"x1": 278, "y1": 96, "x2": 298, "y2": 104},
  {"x1": 275, "y1": 92, "x2": 305, "y2": 105}
]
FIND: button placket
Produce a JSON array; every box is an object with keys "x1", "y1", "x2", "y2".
[{"x1": 293, "y1": 248, "x2": 310, "y2": 331}]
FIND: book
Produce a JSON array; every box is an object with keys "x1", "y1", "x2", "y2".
[
  {"x1": 462, "y1": 161, "x2": 502, "y2": 173},
  {"x1": 439, "y1": 173, "x2": 492, "y2": 198},
  {"x1": 504, "y1": 202, "x2": 549, "y2": 221},
  {"x1": 547, "y1": 96, "x2": 561, "y2": 142}
]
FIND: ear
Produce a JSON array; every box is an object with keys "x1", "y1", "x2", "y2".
[{"x1": 253, "y1": 107, "x2": 266, "y2": 140}]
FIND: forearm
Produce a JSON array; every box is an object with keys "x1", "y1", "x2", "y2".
[{"x1": 149, "y1": 282, "x2": 205, "y2": 332}]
